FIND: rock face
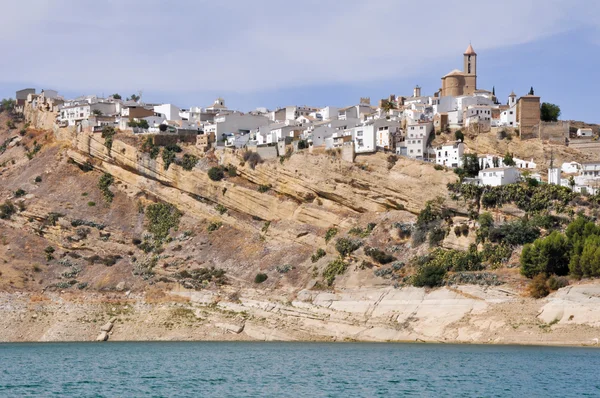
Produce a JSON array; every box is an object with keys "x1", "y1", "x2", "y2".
[
  {"x1": 100, "y1": 322, "x2": 113, "y2": 332},
  {"x1": 58, "y1": 126, "x2": 456, "y2": 235}
]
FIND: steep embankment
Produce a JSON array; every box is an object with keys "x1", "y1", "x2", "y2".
[{"x1": 2, "y1": 107, "x2": 600, "y2": 345}]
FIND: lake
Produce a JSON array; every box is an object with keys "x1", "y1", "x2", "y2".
[{"x1": 0, "y1": 342, "x2": 599, "y2": 397}]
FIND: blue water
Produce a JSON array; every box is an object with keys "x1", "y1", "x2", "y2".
[{"x1": 0, "y1": 342, "x2": 599, "y2": 397}]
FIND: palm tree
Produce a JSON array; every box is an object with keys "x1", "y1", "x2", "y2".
[{"x1": 381, "y1": 100, "x2": 397, "y2": 114}]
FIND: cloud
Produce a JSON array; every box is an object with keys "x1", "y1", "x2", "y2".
[{"x1": 0, "y1": 0, "x2": 597, "y2": 95}]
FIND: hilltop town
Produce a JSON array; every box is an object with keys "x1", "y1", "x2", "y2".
[
  {"x1": 12, "y1": 44, "x2": 599, "y2": 193},
  {"x1": 2, "y1": 44, "x2": 600, "y2": 345}
]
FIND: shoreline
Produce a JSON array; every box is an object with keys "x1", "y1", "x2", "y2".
[{"x1": 2, "y1": 284, "x2": 600, "y2": 347}]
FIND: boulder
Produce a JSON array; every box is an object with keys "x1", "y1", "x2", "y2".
[
  {"x1": 215, "y1": 322, "x2": 245, "y2": 334},
  {"x1": 96, "y1": 331, "x2": 109, "y2": 341},
  {"x1": 100, "y1": 322, "x2": 113, "y2": 332}
]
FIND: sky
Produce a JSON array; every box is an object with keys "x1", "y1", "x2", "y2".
[{"x1": 1, "y1": 0, "x2": 599, "y2": 122}]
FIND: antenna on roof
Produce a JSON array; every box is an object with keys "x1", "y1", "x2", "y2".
[{"x1": 138, "y1": 90, "x2": 143, "y2": 102}]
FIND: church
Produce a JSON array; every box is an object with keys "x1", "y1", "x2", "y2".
[{"x1": 440, "y1": 44, "x2": 477, "y2": 97}]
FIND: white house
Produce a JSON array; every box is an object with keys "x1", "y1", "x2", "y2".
[
  {"x1": 403, "y1": 122, "x2": 433, "y2": 160},
  {"x1": 204, "y1": 113, "x2": 271, "y2": 140},
  {"x1": 436, "y1": 142, "x2": 464, "y2": 168},
  {"x1": 59, "y1": 101, "x2": 117, "y2": 126},
  {"x1": 499, "y1": 92, "x2": 518, "y2": 127},
  {"x1": 477, "y1": 167, "x2": 521, "y2": 186},
  {"x1": 464, "y1": 105, "x2": 491, "y2": 128},
  {"x1": 479, "y1": 155, "x2": 536, "y2": 170},
  {"x1": 350, "y1": 125, "x2": 376, "y2": 153},
  {"x1": 577, "y1": 128, "x2": 593, "y2": 137},
  {"x1": 561, "y1": 162, "x2": 581, "y2": 174},
  {"x1": 154, "y1": 104, "x2": 181, "y2": 122},
  {"x1": 310, "y1": 119, "x2": 359, "y2": 148},
  {"x1": 318, "y1": 106, "x2": 339, "y2": 121}
]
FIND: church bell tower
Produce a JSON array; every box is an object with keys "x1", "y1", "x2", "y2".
[{"x1": 463, "y1": 44, "x2": 477, "y2": 94}]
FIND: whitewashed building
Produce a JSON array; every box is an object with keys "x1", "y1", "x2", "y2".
[
  {"x1": 499, "y1": 92, "x2": 518, "y2": 127},
  {"x1": 154, "y1": 104, "x2": 181, "y2": 122},
  {"x1": 577, "y1": 128, "x2": 593, "y2": 137},
  {"x1": 436, "y1": 142, "x2": 464, "y2": 168},
  {"x1": 477, "y1": 167, "x2": 521, "y2": 186},
  {"x1": 403, "y1": 122, "x2": 433, "y2": 160}
]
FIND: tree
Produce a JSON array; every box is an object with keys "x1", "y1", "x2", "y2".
[
  {"x1": 0, "y1": 98, "x2": 16, "y2": 114},
  {"x1": 381, "y1": 100, "x2": 397, "y2": 113},
  {"x1": 112, "y1": 93, "x2": 122, "y2": 100},
  {"x1": 520, "y1": 231, "x2": 570, "y2": 278},
  {"x1": 503, "y1": 152, "x2": 516, "y2": 166},
  {"x1": 568, "y1": 176, "x2": 575, "y2": 190},
  {"x1": 455, "y1": 130, "x2": 464, "y2": 142},
  {"x1": 130, "y1": 94, "x2": 140, "y2": 102},
  {"x1": 462, "y1": 153, "x2": 480, "y2": 178},
  {"x1": 540, "y1": 103, "x2": 560, "y2": 122},
  {"x1": 92, "y1": 109, "x2": 103, "y2": 116},
  {"x1": 159, "y1": 124, "x2": 168, "y2": 132},
  {"x1": 207, "y1": 167, "x2": 224, "y2": 181}
]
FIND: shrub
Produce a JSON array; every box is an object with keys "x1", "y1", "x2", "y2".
[
  {"x1": 297, "y1": 139, "x2": 309, "y2": 150},
  {"x1": 98, "y1": 173, "x2": 114, "y2": 203},
  {"x1": 14, "y1": 189, "x2": 26, "y2": 198},
  {"x1": 323, "y1": 258, "x2": 347, "y2": 286},
  {"x1": 34, "y1": 176, "x2": 42, "y2": 183},
  {"x1": 348, "y1": 223, "x2": 376, "y2": 238},
  {"x1": 433, "y1": 164, "x2": 444, "y2": 171},
  {"x1": 257, "y1": 184, "x2": 271, "y2": 193},
  {"x1": 489, "y1": 219, "x2": 540, "y2": 247},
  {"x1": 0, "y1": 201, "x2": 16, "y2": 219},
  {"x1": 179, "y1": 154, "x2": 199, "y2": 171},
  {"x1": 145, "y1": 203, "x2": 182, "y2": 241},
  {"x1": 78, "y1": 161, "x2": 94, "y2": 172},
  {"x1": 215, "y1": 204, "x2": 227, "y2": 215},
  {"x1": 429, "y1": 227, "x2": 446, "y2": 246},
  {"x1": 207, "y1": 221, "x2": 222, "y2": 232},
  {"x1": 44, "y1": 246, "x2": 55, "y2": 261},
  {"x1": 254, "y1": 273, "x2": 268, "y2": 284},
  {"x1": 87, "y1": 201, "x2": 96, "y2": 207},
  {"x1": 325, "y1": 227, "x2": 338, "y2": 243},
  {"x1": 547, "y1": 275, "x2": 569, "y2": 291},
  {"x1": 412, "y1": 264, "x2": 446, "y2": 288},
  {"x1": 311, "y1": 248, "x2": 326, "y2": 263},
  {"x1": 227, "y1": 165, "x2": 237, "y2": 177},
  {"x1": 208, "y1": 167, "x2": 224, "y2": 181},
  {"x1": 101, "y1": 126, "x2": 116, "y2": 152},
  {"x1": 365, "y1": 247, "x2": 395, "y2": 264},
  {"x1": 455, "y1": 130, "x2": 464, "y2": 142},
  {"x1": 159, "y1": 124, "x2": 168, "y2": 132},
  {"x1": 335, "y1": 238, "x2": 361, "y2": 258},
  {"x1": 162, "y1": 148, "x2": 177, "y2": 170},
  {"x1": 242, "y1": 151, "x2": 262, "y2": 169},
  {"x1": 528, "y1": 274, "x2": 550, "y2": 298}
]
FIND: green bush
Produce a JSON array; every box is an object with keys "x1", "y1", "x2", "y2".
[
  {"x1": 227, "y1": 165, "x2": 237, "y2": 177},
  {"x1": 162, "y1": 148, "x2": 177, "y2": 170},
  {"x1": 311, "y1": 248, "x2": 326, "y2": 263},
  {"x1": 87, "y1": 201, "x2": 96, "y2": 207},
  {"x1": 14, "y1": 189, "x2": 26, "y2": 198},
  {"x1": 34, "y1": 176, "x2": 42, "y2": 183},
  {"x1": 98, "y1": 173, "x2": 114, "y2": 203},
  {"x1": 179, "y1": 154, "x2": 199, "y2": 171},
  {"x1": 215, "y1": 204, "x2": 227, "y2": 215},
  {"x1": 434, "y1": 164, "x2": 444, "y2": 171},
  {"x1": 207, "y1": 221, "x2": 222, "y2": 232},
  {"x1": 348, "y1": 223, "x2": 376, "y2": 238},
  {"x1": 208, "y1": 167, "x2": 224, "y2": 181},
  {"x1": 0, "y1": 200, "x2": 16, "y2": 219},
  {"x1": 44, "y1": 246, "x2": 55, "y2": 261},
  {"x1": 101, "y1": 126, "x2": 116, "y2": 152},
  {"x1": 145, "y1": 203, "x2": 182, "y2": 241},
  {"x1": 257, "y1": 184, "x2": 271, "y2": 193},
  {"x1": 323, "y1": 258, "x2": 347, "y2": 286},
  {"x1": 335, "y1": 238, "x2": 361, "y2": 258},
  {"x1": 454, "y1": 130, "x2": 464, "y2": 142},
  {"x1": 429, "y1": 227, "x2": 446, "y2": 246},
  {"x1": 254, "y1": 273, "x2": 268, "y2": 284},
  {"x1": 547, "y1": 275, "x2": 569, "y2": 291},
  {"x1": 325, "y1": 227, "x2": 338, "y2": 243},
  {"x1": 489, "y1": 219, "x2": 540, "y2": 247},
  {"x1": 365, "y1": 247, "x2": 395, "y2": 264},
  {"x1": 412, "y1": 264, "x2": 446, "y2": 288}
]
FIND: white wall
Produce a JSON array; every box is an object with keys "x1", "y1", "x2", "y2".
[
  {"x1": 436, "y1": 142, "x2": 464, "y2": 168},
  {"x1": 154, "y1": 104, "x2": 181, "y2": 121},
  {"x1": 478, "y1": 167, "x2": 520, "y2": 186}
]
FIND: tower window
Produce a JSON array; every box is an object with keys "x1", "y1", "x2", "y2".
[{"x1": 468, "y1": 64, "x2": 471, "y2": 74}]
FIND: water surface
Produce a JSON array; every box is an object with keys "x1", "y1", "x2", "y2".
[{"x1": 0, "y1": 342, "x2": 598, "y2": 397}]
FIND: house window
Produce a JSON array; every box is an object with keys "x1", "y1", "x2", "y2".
[
  {"x1": 357, "y1": 131, "x2": 363, "y2": 137},
  {"x1": 509, "y1": 111, "x2": 513, "y2": 115}
]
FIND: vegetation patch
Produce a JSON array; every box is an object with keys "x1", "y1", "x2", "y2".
[
  {"x1": 146, "y1": 203, "x2": 182, "y2": 242},
  {"x1": 0, "y1": 201, "x2": 16, "y2": 219},
  {"x1": 98, "y1": 173, "x2": 114, "y2": 203},
  {"x1": 179, "y1": 154, "x2": 199, "y2": 171},
  {"x1": 311, "y1": 248, "x2": 326, "y2": 263},
  {"x1": 254, "y1": 273, "x2": 268, "y2": 284},
  {"x1": 208, "y1": 167, "x2": 224, "y2": 181},
  {"x1": 325, "y1": 227, "x2": 338, "y2": 243},
  {"x1": 101, "y1": 126, "x2": 116, "y2": 152},
  {"x1": 365, "y1": 247, "x2": 395, "y2": 264},
  {"x1": 323, "y1": 258, "x2": 347, "y2": 286},
  {"x1": 335, "y1": 238, "x2": 362, "y2": 258},
  {"x1": 177, "y1": 268, "x2": 227, "y2": 289},
  {"x1": 348, "y1": 223, "x2": 376, "y2": 238},
  {"x1": 207, "y1": 221, "x2": 222, "y2": 232},
  {"x1": 242, "y1": 151, "x2": 262, "y2": 169}
]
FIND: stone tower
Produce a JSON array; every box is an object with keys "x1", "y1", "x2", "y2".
[{"x1": 463, "y1": 44, "x2": 477, "y2": 95}]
